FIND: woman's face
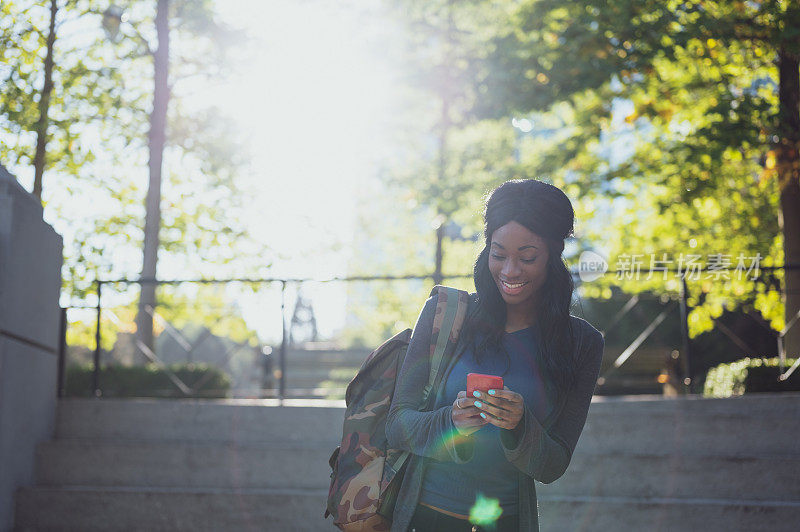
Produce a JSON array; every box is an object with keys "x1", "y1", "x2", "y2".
[{"x1": 488, "y1": 221, "x2": 550, "y2": 311}]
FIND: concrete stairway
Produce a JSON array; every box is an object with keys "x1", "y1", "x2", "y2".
[
  {"x1": 279, "y1": 347, "x2": 366, "y2": 400},
  {"x1": 13, "y1": 393, "x2": 800, "y2": 531},
  {"x1": 13, "y1": 398, "x2": 344, "y2": 531},
  {"x1": 537, "y1": 392, "x2": 800, "y2": 531},
  {"x1": 276, "y1": 349, "x2": 362, "y2": 399}
]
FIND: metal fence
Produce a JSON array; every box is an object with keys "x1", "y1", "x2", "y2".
[{"x1": 55, "y1": 263, "x2": 800, "y2": 401}]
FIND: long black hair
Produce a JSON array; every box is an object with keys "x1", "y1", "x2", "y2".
[{"x1": 459, "y1": 179, "x2": 578, "y2": 398}]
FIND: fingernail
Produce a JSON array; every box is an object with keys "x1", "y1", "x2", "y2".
[
  {"x1": 488, "y1": 389, "x2": 496, "y2": 395},
  {"x1": 472, "y1": 390, "x2": 481, "y2": 398},
  {"x1": 474, "y1": 401, "x2": 482, "y2": 408},
  {"x1": 479, "y1": 413, "x2": 486, "y2": 419}
]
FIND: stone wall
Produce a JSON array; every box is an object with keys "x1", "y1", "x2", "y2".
[{"x1": 0, "y1": 166, "x2": 63, "y2": 532}]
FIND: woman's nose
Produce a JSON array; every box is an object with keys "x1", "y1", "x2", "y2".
[{"x1": 501, "y1": 259, "x2": 522, "y2": 277}]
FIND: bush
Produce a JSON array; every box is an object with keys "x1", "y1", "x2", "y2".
[
  {"x1": 704, "y1": 357, "x2": 800, "y2": 398},
  {"x1": 65, "y1": 363, "x2": 231, "y2": 398}
]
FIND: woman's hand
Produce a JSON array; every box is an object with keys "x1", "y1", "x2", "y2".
[
  {"x1": 471, "y1": 386, "x2": 524, "y2": 430},
  {"x1": 451, "y1": 390, "x2": 489, "y2": 436}
]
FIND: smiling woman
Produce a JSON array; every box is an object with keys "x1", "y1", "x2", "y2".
[
  {"x1": 488, "y1": 222, "x2": 551, "y2": 331},
  {"x1": 384, "y1": 179, "x2": 605, "y2": 532}
]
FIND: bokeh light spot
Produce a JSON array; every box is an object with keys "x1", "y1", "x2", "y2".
[{"x1": 469, "y1": 492, "x2": 503, "y2": 527}]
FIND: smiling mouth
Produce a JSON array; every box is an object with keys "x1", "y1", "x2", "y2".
[{"x1": 499, "y1": 280, "x2": 529, "y2": 295}]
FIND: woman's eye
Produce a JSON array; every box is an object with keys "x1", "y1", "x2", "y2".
[{"x1": 491, "y1": 254, "x2": 536, "y2": 263}]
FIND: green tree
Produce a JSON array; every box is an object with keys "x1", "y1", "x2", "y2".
[
  {"x1": 475, "y1": 0, "x2": 797, "y2": 353},
  {"x1": 1, "y1": 1, "x2": 270, "y2": 350},
  {"x1": 342, "y1": 1, "x2": 525, "y2": 344},
  {"x1": 0, "y1": 0, "x2": 129, "y2": 195},
  {"x1": 98, "y1": 0, "x2": 243, "y2": 353},
  {"x1": 387, "y1": 0, "x2": 510, "y2": 284}
]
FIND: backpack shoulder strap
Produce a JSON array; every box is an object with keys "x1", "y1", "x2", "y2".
[
  {"x1": 376, "y1": 285, "x2": 471, "y2": 515},
  {"x1": 421, "y1": 285, "x2": 470, "y2": 405}
]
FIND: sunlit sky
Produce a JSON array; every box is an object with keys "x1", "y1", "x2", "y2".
[
  {"x1": 204, "y1": 1, "x2": 407, "y2": 340},
  {"x1": 204, "y1": 0, "x2": 404, "y2": 279}
]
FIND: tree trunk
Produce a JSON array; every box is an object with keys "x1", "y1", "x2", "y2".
[
  {"x1": 432, "y1": 1, "x2": 453, "y2": 287},
  {"x1": 136, "y1": 0, "x2": 169, "y2": 353},
  {"x1": 777, "y1": 29, "x2": 800, "y2": 358},
  {"x1": 32, "y1": 0, "x2": 57, "y2": 200},
  {"x1": 433, "y1": 97, "x2": 449, "y2": 287}
]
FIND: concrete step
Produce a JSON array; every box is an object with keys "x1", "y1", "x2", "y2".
[
  {"x1": 13, "y1": 485, "x2": 331, "y2": 532},
  {"x1": 35, "y1": 439, "x2": 335, "y2": 490},
  {"x1": 537, "y1": 495, "x2": 800, "y2": 532},
  {"x1": 260, "y1": 387, "x2": 346, "y2": 399},
  {"x1": 283, "y1": 349, "x2": 369, "y2": 365},
  {"x1": 578, "y1": 415, "x2": 800, "y2": 454},
  {"x1": 587, "y1": 392, "x2": 800, "y2": 417},
  {"x1": 285, "y1": 361, "x2": 362, "y2": 374},
  {"x1": 284, "y1": 372, "x2": 356, "y2": 387},
  {"x1": 22, "y1": 490, "x2": 791, "y2": 532},
  {"x1": 56, "y1": 399, "x2": 344, "y2": 445},
  {"x1": 578, "y1": 393, "x2": 800, "y2": 454},
  {"x1": 278, "y1": 383, "x2": 349, "y2": 392},
  {"x1": 22, "y1": 394, "x2": 800, "y2": 531},
  {"x1": 37, "y1": 441, "x2": 800, "y2": 503},
  {"x1": 284, "y1": 374, "x2": 357, "y2": 389},
  {"x1": 282, "y1": 386, "x2": 348, "y2": 398},
  {"x1": 284, "y1": 360, "x2": 361, "y2": 374},
  {"x1": 539, "y1": 451, "x2": 800, "y2": 501},
  {"x1": 55, "y1": 394, "x2": 800, "y2": 453}
]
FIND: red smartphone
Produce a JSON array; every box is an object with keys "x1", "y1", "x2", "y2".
[{"x1": 467, "y1": 373, "x2": 504, "y2": 397}]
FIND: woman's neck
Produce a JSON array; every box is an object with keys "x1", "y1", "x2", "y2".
[{"x1": 505, "y1": 305, "x2": 537, "y2": 331}]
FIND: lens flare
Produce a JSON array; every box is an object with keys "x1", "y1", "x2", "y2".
[
  {"x1": 469, "y1": 493, "x2": 503, "y2": 527},
  {"x1": 425, "y1": 425, "x2": 470, "y2": 457}
]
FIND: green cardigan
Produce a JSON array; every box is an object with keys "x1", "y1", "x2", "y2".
[{"x1": 385, "y1": 292, "x2": 605, "y2": 531}]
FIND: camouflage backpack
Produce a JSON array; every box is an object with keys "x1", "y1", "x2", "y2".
[{"x1": 324, "y1": 285, "x2": 470, "y2": 531}]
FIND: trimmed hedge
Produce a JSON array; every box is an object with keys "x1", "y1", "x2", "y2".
[
  {"x1": 704, "y1": 357, "x2": 800, "y2": 398},
  {"x1": 65, "y1": 363, "x2": 231, "y2": 398}
]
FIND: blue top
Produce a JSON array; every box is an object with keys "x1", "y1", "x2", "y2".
[{"x1": 418, "y1": 325, "x2": 556, "y2": 516}]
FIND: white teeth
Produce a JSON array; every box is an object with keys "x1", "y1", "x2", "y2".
[{"x1": 502, "y1": 281, "x2": 527, "y2": 289}]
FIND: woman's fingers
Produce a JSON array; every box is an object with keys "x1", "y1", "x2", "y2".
[
  {"x1": 472, "y1": 394, "x2": 514, "y2": 414},
  {"x1": 473, "y1": 399, "x2": 511, "y2": 420},
  {"x1": 455, "y1": 405, "x2": 479, "y2": 415},
  {"x1": 456, "y1": 390, "x2": 487, "y2": 411},
  {"x1": 454, "y1": 413, "x2": 487, "y2": 433},
  {"x1": 471, "y1": 387, "x2": 524, "y2": 430},
  {"x1": 452, "y1": 391, "x2": 488, "y2": 435},
  {"x1": 479, "y1": 387, "x2": 523, "y2": 404},
  {"x1": 455, "y1": 391, "x2": 475, "y2": 408},
  {"x1": 477, "y1": 404, "x2": 519, "y2": 429},
  {"x1": 459, "y1": 415, "x2": 487, "y2": 427}
]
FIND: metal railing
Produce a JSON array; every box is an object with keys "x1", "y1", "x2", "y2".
[
  {"x1": 79, "y1": 273, "x2": 473, "y2": 400},
  {"x1": 56, "y1": 263, "x2": 800, "y2": 400}
]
